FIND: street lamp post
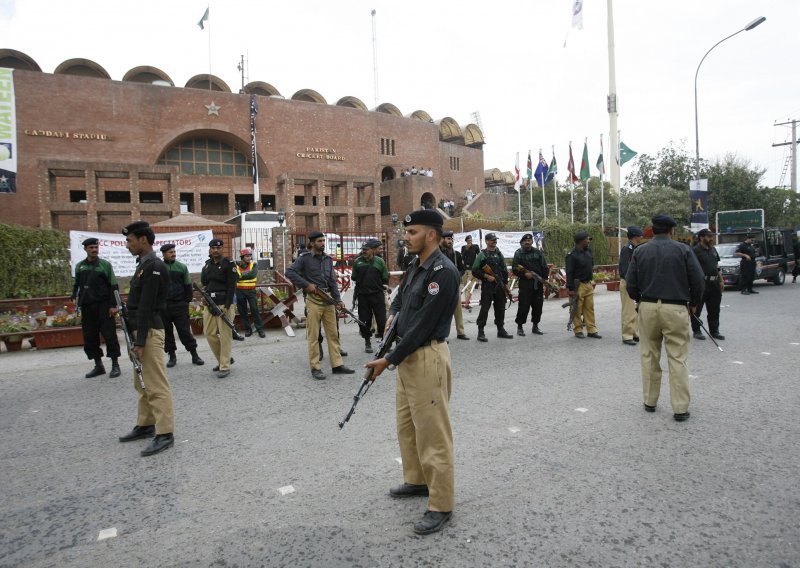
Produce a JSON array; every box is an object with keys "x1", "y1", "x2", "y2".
[
  {"x1": 694, "y1": 16, "x2": 766, "y2": 177},
  {"x1": 277, "y1": 209, "x2": 286, "y2": 274}
]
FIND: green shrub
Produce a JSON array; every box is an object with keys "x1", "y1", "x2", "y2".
[{"x1": 0, "y1": 224, "x2": 72, "y2": 299}]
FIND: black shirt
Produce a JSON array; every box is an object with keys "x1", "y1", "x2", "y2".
[
  {"x1": 736, "y1": 242, "x2": 757, "y2": 266},
  {"x1": 618, "y1": 241, "x2": 636, "y2": 280},
  {"x1": 441, "y1": 246, "x2": 466, "y2": 275},
  {"x1": 692, "y1": 244, "x2": 720, "y2": 278},
  {"x1": 285, "y1": 250, "x2": 341, "y2": 302},
  {"x1": 127, "y1": 252, "x2": 169, "y2": 346},
  {"x1": 200, "y1": 256, "x2": 238, "y2": 308},
  {"x1": 625, "y1": 235, "x2": 704, "y2": 306},
  {"x1": 565, "y1": 246, "x2": 594, "y2": 289},
  {"x1": 461, "y1": 243, "x2": 479, "y2": 268},
  {"x1": 387, "y1": 248, "x2": 459, "y2": 366}
]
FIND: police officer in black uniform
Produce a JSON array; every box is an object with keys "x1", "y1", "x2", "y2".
[
  {"x1": 200, "y1": 238, "x2": 238, "y2": 378},
  {"x1": 460, "y1": 235, "x2": 480, "y2": 308},
  {"x1": 440, "y1": 230, "x2": 469, "y2": 340},
  {"x1": 619, "y1": 226, "x2": 643, "y2": 345},
  {"x1": 565, "y1": 231, "x2": 600, "y2": 338},
  {"x1": 471, "y1": 233, "x2": 513, "y2": 342},
  {"x1": 691, "y1": 228, "x2": 725, "y2": 340},
  {"x1": 160, "y1": 243, "x2": 204, "y2": 367},
  {"x1": 512, "y1": 233, "x2": 549, "y2": 336},
  {"x1": 119, "y1": 221, "x2": 175, "y2": 456},
  {"x1": 735, "y1": 234, "x2": 758, "y2": 294}
]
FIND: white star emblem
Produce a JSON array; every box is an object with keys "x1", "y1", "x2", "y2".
[
  {"x1": 205, "y1": 101, "x2": 221, "y2": 116},
  {"x1": 0, "y1": 175, "x2": 7, "y2": 184}
]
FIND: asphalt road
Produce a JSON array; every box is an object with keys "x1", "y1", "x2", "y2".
[{"x1": 1, "y1": 281, "x2": 799, "y2": 567}]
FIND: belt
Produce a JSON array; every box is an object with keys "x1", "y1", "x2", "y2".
[
  {"x1": 704, "y1": 276, "x2": 718, "y2": 281},
  {"x1": 398, "y1": 337, "x2": 446, "y2": 347},
  {"x1": 640, "y1": 297, "x2": 688, "y2": 306},
  {"x1": 579, "y1": 279, "x2": 592, "y2": 284}
]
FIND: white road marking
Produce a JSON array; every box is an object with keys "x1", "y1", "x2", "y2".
[
  {"x1": 277, "y1": 485, "x2": 296, "y2": 496},
  {"x1": 508, "y1": 427, "x2": 521, "y2": 433},
  {"x1": 575, "y1": 408, "x2": 588, "y2": 413},
  {"x1": 732, "y1": 361, "x2": 744, "y2": 365},
  {"x1": 689, "y1": 375, "x2": 698, "y2": 379},
  {"x1": 395, "y1": 457, "x2": 403, "y2": 464},
  {"x1": 760, "y1": 352, "x2": 771, "y2": 356},
  {"x1": 790, "y1": 343, "x2": 799, "y2": 346},
  {"x1": 97, "y1": 528, "x2": 117, "y2": 541}
]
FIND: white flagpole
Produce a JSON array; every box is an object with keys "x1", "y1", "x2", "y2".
[
  {"x1": 617, "y1": 129, "x2": 622, "y2": 255},
  {"x1": 529, "y1": 173, "x2": 534, "y2": 226},
  {"x1": 516, "y1": 151, "x2": 521, "y2": 221},
  {"x1": 540, "y1": 150, "x2": 546, "y2": 219},
  {"x1": 600, "y1": 134, "x2": 605, "y2": 231},
  {"x1": 207, "y1": 4, "x2": 212, "y2": 90},
  {"x1": 553, "y1": 145, "x2": 559, "y2": 216}
]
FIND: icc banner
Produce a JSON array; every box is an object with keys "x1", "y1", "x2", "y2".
[
  {"x1": 0, "y1": 67, "x2": 17, "y2": 194},
  {"x1": 689, "y1": 179, "x2": 708, "y2": 232}
]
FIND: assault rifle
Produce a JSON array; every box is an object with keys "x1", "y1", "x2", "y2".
[
  {"x1": 339, "y1": 315, "x2": 399, "y2": 429},
  {"x1": 564, "y1": 278, "x2": 581, "y2": 331},
  {"x1": 515, "y1": 264, "x2": 558, "y2": 294},
  {"x1": 192, "y1": 282, "x2": 245, "y2": 341},
  {"x1": 114, "y1": 290, "x2": 145, "y2": 389},
  {"x1": 313, "y1": 287, "x2": 368, "y2": 328},
  {"x1": 482, "y1": 264, "x2": 513, "y2": 302}
]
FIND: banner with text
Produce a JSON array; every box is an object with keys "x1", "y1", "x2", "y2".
[
  {"x1": 70, "y1": 230, "x2": 214, "y2": 277},
  {"x1": 689, "y1": 179, "x2": 709, "y2": 232},
  {"x1": 0, "y1": 67, "x2": 17, "y2": 194}
]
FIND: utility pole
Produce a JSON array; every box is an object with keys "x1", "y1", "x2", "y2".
[{"x1": 773, "y1": 119, "x2": 798, "y2": 193}]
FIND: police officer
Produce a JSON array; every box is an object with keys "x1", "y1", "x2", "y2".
[
  {"x1": 160, "y1": 244, "x2": 204, "y2": 367},
  {"x1": 71, "y1": 237, "x2": 122, "y2": 378},
  {"x1": 512, "y1": 233, "x2": 548, "y2": 336},
  {"x1": 236, "y1": 248, "x2": 266, "y2": 338},
  {"x1": 285, "y1": 231, "x2": 354, "y2": 380},
  {"x1": 691, "y1": 228, "x2": 725, "y2": 341},
  {"x1": 365, "y1": 209, "x2": 458, "y2": 536},
  {"x1": 460, "y1": 235, "x2": 480, "y2": 307},
  {"x1": 118, "y1": 221, "x2": 175, "y2": 456},
  {"x1": 735, "y1": 234, "x2": 758, "y2": 294},
  {"x1": 625, "y1": 215, "x2": 704, "y2": 422},
  {"x1": 619, "y1": 226, "x2": 643, "y2": 345},
  {"x1": 472, "y1": 233, "x2": 513, "y2": 342},
  {"x1": 565, "y1": 231, "x2": 601, "y2": 338},
  {"x1": 200, "y1": 238, "x2": 238, "y2": 378},
  {"x1": 440, "y1": 231, "x2": 469, "y2": 340},
  {"x1": 352, "y1": 238, "x2": 389, "y2": 353}
]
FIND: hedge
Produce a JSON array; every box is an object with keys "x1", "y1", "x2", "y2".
[{"x1": 0, "y1": 224, "x2": 73, "y2": 299}]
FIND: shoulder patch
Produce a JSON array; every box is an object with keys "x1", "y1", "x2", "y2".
[
  {"x1": 152, "y1": 270, "x2": 160, "y2": 275},
  {"x1": 433, "y1": 264, "x2": 443, "y2": 271},
  {"x1": 428, "y1": 282, "x2": 440, "y2": 295}
]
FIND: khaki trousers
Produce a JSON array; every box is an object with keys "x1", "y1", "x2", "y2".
[
  {"x1": 452, "y1": 296, "x2": 465, "y2": 335},
  {"x1": 573, "y1": 281, "x2": 597, "y2": 334},
  {"x1": 306, "y1": 300, "x2": 343, "y2": 370},
  {"x1": 396, "y1": 341, "x2": 454, "y2": 512},
  {"x1": 134, "y1": 329, "x2": 175, "y2": 435},
  {"x1": 203, "y1": 305, "x2": 235, "y2": 371},
  {"x1": 619, "y1": 278, "x2": 639, "y2": 340},
  {"x1": 638, "y1": 301, "x2": 691, "y2": 413}
]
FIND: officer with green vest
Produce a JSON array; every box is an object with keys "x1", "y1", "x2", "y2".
[
  {"x1": 71, "y1": 237, "x2": 122, "y2": 378},
  {"x1": 236, "y1": 248, "x2": 265, "y2": 338},
  {"x1": 160, "y1": 243, "x2": 204, "y2": 367},
  {"x1": 352, "y1": 238, "x2": 389, "y2": 353},
  {"x1": 512, "y1": 233, "x2": 549, "y2": 336}
]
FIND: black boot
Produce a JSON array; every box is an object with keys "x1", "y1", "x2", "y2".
[
  {"x1": 532, "y1": 324, "x2": 544, "y2": 335},
  {"x1": 497, "y1": 328, "x2": 513, "y2": 339},
  {"x1": 365, "y1": 339, "x2": 373, "y2": 354},
  {"x1": 85, "y1": 358, "x2": 105, "y2": 378},
  {"x1": 477, "y1": 327, "x2": 488, "y2": 342},
  {"x1": 109, "y1": 358, "x2": 121, "y2": 378},
  {"x1": 166, "y1": 351, "x2": 177, "y2": 368},
  {"x1": 517, "y1": 325, "x2": 525, "y2": 337},
  {"x1": 190, "y1": 349, "x2": 205, "y2": 365}
]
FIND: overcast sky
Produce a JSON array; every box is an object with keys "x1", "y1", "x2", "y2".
[{"x1": 3, "y1": 0, "x2": 798, "y2": 189}]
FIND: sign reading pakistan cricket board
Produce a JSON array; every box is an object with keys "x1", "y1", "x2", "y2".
[{"x1": 0, "y1": 68, "x2": 17, "y2": 194}]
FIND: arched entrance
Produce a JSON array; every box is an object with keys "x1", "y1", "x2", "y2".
[
  {"x1": 381, "y1": 166, "x2": 396, "y2": 182},
  {"x1": 420, "y1": 192, "x2": 436, "y2": 209}
]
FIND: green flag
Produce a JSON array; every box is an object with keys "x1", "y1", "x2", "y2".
[
  {"x1": 579, "y1": 141, "x2": 590, "y2": 182},
  {"x1": 619, "y1": 142, "x2": 638, "y2": 166}
]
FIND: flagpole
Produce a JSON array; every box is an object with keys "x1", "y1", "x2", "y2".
[
  {"x1": 585, "y1": 138, "x2": 589, "y2": 223},
  {"x1": 207, "y1": 4, "x2": 212, "y2": 90},
  {"x1": 529, "y1": 175, "x2": 533, "y2": 227},
  {"x1": 617, "y1": 129, "x2": 622, "y2": 256},
  {"x1": 540, "y1": 149, "x2": 546, "y2": 220},
  {"x1": 600, "y1": 134, "x2": 605, "y2": 232},
  {"x1": 552, "y1": 145, "x2": 558, "y2": 216},
  {"x1": 607, "y1": 0, "x2": 621, "y2": 207}
]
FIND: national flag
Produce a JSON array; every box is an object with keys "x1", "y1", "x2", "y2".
[
  {"x1": 571, "y1": 0, "x2": 584, "y2": 30},
  {"x1": 619, "y1": 141, "x2": 638, "y2": 166},
  {"x1": 534, "y1": 150, "x2": 549, "y2": 187},
  {"x1": 514, "y1": 152, "x2": 521, "y2": 192},
  {"x1": 596, "y1": 136, "x2": 605, "y2": 175},
  {"x1": 197, "y1": 7, "x2": 209, "y2": 30},
  {"x1": 579, "y1": 140, "x2": 590, "y2": 182},
  {"x1": 567, "y1": 143, "x2": 579, "y2": 183},
  {"x1": 546, "y1": 152, "x2": 558, "y2": 184},
  {"x1": 526, "y1": 150, "x2": 533, "y2": 191}
]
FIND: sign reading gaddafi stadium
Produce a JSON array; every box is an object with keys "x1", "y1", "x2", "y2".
[
  {"x1": 296, "y1": 147, "x2": 345, "y2": 161},
  {"x1": 0, "y1": 67, "x2": 17, "y2": 194}
]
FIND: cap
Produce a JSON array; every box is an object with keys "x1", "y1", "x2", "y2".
[
  {"x1": 485, "y1": 233, "x2": 497, "y2": 241},
  {"x1": 121, "y1": 221, "x2": 151, "y2": 236},
  {"x1": 441, "y1": 230, "x2": 454, "y2": 238},
  {"x1": 695, "y1": 228, "x2": 713, "y2": 237},
  {"x1": 403, "y1": 209, "x2": 443, "y2": 227},
  {"x1": 308, "y1": 230, "x2": 324, "y2": 240},
  {"x1": 209, "y1": 238, "x2": 224, "y2": 247},
  {"x1": 160, "y1": 243, "x2": 176, "y2": 252},
  {"x1": 520, "y1": 233, "x2": 533, "y2": 243},
  {"x1": 651, "y1": 215, "x2": 677, "y2": 228},
  {"x1": 240, "y1": 248, "x2": 252, "y2": 257},
  {"x1": 465, "y1": 235, "x2": 472, "y2": 241},
  {"x1": 82, "y1": 237, "x2": 99, "y2": 247},
  {"x1": 363, "y1": 238, "x2": 382, "y2": 249},
  {"x1": 626, "y1": 226, "x2": 643, "y2": 239},
  {"x1": 574, "y1": 230, "x2": 591, "y2": 243}
]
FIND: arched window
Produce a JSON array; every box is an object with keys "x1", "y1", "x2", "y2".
[{"x1": 157, "y1": 137, "x2": 251, "y2": 177}]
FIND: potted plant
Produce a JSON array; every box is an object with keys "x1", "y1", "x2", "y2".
[
  {"x1": 189, "y1": 300, "x2": 204, "y2": 335},
  {"x1": 0, "y1": 314, "x2": 35, "y2": 351}
]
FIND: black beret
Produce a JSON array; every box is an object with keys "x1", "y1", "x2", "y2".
[
  {"x1": 209, "y1": 238, "x2": 224, "y2": 247},
  {"x1": 403, "y1": 210, "x2": 443, "y2": 227},
  {"x1": 121, "y1": 221, "x2": 151, "y2": 236},
  {"x1": 695, "y1": 228, "x2": 712, "y2": 237},
  {"x1": 442, "y1": 231, "x2": 454, "y2": 238},
  {"x1": 308, "y1": 231, "x2": 324, "y2": 240},
  {"x1": 626, "y1": 226, "x2": 643, "y2": 238},
  {"x1": 363, "y1": 238, "x2": 382, "y2": 249},
  {"x1": 465, "y1": 235, "x2": 472, "y2": 240},
  {"x1": 574, "y1": 231, "x2": 591, "y2": 242},
  {"x1": 651, "y1": 215, "x2": 677, "y2": 228},
  {"x1": 520, "y1": 233, "x2": 533, "y2": 242},
  {"x1": 160, "y1": 243, "x2": 176, "y2": 252},
  {"x1": 484, "y1": 233, "x2": 497, "y2": 241},
  {"x1": 82, "y1": 237, "x2": 99, "y2": 247}
]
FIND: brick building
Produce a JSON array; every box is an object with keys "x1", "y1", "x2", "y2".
[{"x1": 0, "y1": 49, "x2": 486, "y2": 240}]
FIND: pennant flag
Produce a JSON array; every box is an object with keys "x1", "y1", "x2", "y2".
[
  {"x1": 197, "y1": 7, "x2": 209, "y2": 29},
  {"x1": 526, "y1": 150, "x2": 533, "y2": 191},
  {"x1": 619, "y1": 142, "x2": 638, "y2": 166},
  {"x1": 579, "y1": 140, "x2": 590, "y2": 182},
  {"x1": 547, "y1": 152, "x2": 558, "y2": 184},
  {"x1": 596, "y1": 137, "x2": 605, "y2": 175},
  {"x1": 567, "y1": 143, "x2": 579, "y2": 183},
  {"x1": 514, "y1": 152, "x2": 521, "y2": 192},
  {"x1": 571, "y1": 0, "x2": 584, "y2": 30},
  {"x1": 535, "y1": 150, "x2": 549, "y2": 187}
]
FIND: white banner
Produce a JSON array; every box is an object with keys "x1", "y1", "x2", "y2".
[
  {"x1": 70, "y1": 230, "x2": 214, "y2": 277},
  {"x1": 453, "y1": 230, "x2": 481, "y2": 253},
  {"x1": 0, "y1": 67, "x2": 17, "y2": 194}
]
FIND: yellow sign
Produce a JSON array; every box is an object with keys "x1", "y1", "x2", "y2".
[
  {"x1": 296, "y1": 147, "x2": 345, "y2": 161},
  {"x1": 24, "y1": 129, "x2": 112, "y2": 141}
]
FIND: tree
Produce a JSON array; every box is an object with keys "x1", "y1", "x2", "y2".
[{"x1": 624, "y1": 141, "x2": 694, "y2": 192}]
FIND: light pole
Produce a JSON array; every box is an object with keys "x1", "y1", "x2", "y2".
[
  {"x1": 277, "y1": 209, "x2": 286, "y2": 273},
  {"x1": 694, "y1": 16, "x2": 766, "y2": 177}
]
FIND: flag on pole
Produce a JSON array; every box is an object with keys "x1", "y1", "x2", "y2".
[
  {"x1": 514, "y1": 152, "x2": 521, "y2": 192},
  {"x1": 250, "y1": 95, "x2": 259, "y2": 200},
  {"x1": 596, "y1": 136, "x2": 605, "y2": 175},
  {"x1": 619, "y1": 142, "x2": 638, "y2": 166},
  {"x1": 579, "y1": 140, "x2": 590, "y2": 182},
  {"x1": 534, "y1": 150, "x2": 549, "y2": 187},
  {"x1": 567, "y1": 143, "x2": 579, "y2": 183},
  {"x1": 197, "y1": 7, "x2": 209, "y2": 29},
  {"x1": 526, "y1": 150, "x2": 533, "y2": 191},
  {"x1": 571, "y1": 0, "x2": 584, "y2": 30},
  {"x1": 547, "y1": 152, "x2": 558, "y2": 184}
]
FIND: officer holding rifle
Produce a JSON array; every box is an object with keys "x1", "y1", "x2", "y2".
[{"x1": 200, "y1": 238, "x2": 238, "y2": 379}]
